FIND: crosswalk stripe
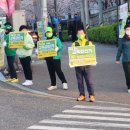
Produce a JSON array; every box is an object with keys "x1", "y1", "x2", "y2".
[
  {"x1": 27, "y1": 125, "x2": 101, "y2": 130},
  {"x1": 63, "y1": 109, "x2": 130, "y2": 117},
  {"x1": 74, "y1": 105, "x2": 130, "y2": 111},
  {"x1": 53, "y1": 114, "x2": 130, "y2": 122},
  {"x1": 39, "y1": 119, "x2": 130, "y2": 129}
]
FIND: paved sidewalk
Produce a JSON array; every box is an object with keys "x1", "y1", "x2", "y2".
[{"x1": 1, "y1": 42, "x2": 130, "y2": 104}]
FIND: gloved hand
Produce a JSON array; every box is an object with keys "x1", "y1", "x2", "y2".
[
  {"x1": 23, "y1": 45, "x2": 27, "y2": 49},
  {"x1": 55, "y1": 46, "x2": 59, "y2": 52}
]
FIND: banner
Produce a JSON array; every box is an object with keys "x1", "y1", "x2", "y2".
[
  {"x1": 68, "y1": 45, "x2": 97, "y2": 68},
  {"x1": 0, "y1": 0, "x2": 8, "y2": 15},
  {"x1": 37, "y1": 21, "x2": 44, "y2": 39},
  {"x1": 8, "y1": 0, "x2": 15, "y2": 16},
  {"x1": 0, "y1": 0, "x2": 15, "y2": 16},
  {"x1": 9, "y1": 32, "x2": 25, "y2": 48},
  {"x1": 0, "y1": 29, "x2": 5, "y2": 67},
  {"x1": 37, "y1": 39, "x2": 57, "y2": 59}
]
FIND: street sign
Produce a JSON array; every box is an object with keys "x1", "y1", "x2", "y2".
[
  {"x1": 68, "y1": 45, "x2": 97, "y2": 68},
  {"x1": 37, "y1": 39, "x2": 57, "y2": 59},
  {"x1": 9, "y1": 32, "x2": 25, "y2": 48}
]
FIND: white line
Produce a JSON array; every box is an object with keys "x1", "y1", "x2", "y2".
[
  {"x1": 53, "y1": 114, "x2": 130, "y2": 122},
  {"x1": 74, "y1": 105, "x2": 130, "y2": 111},
  {"x1": 27, "y1": 125, "x2": 100, "y2": 130},
  {"x1": 63, "y1": 109, "x2": 130, "y2": 117},
  {"x1": 39, "y1": 119, "x2": 130, "y2": 129}
]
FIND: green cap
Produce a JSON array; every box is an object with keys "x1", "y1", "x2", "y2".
[
  {"x1": 45, "y1": 26, "x2": 52, "y2": 32},
  {"x1": 1, "y1": 25, "x2": 12, "y2": 30}
]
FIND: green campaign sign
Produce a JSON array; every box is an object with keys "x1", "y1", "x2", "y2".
[
  {"x1": 68, "y1": 45, "x2": 97, "y2": 67},
  {"x1": 37, "y1": 39, "x2": 57, "y2": 58},
  {"x1": 9, "y1": 32, "x2": 25, "y2": 48},
  {"x1": 37, "y1": 21, "x2": 44, "y2": 39}
]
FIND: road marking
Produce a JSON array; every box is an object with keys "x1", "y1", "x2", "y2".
[
  {"x1": 74, "y1": 105, "x2": 130, "y2": 111},
  {"x1": 27, "y1": 125, "x2": 100, "y2": 130},
  {"x1": 27, "y1": 105, "x2": 130, "y2": 129},
  {"x1": 39, "y1": 119, "x2": 130, "y2": 129},
  {"x1": 63, "y1": 109, "x2": 130, "y2": 117},
  {"x1": 53, "y1": 114, "x2": 130, "y2": 122}
]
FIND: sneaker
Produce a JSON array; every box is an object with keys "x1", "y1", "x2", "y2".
[
  {"x1": 11, "y1": 78, "x2": 19, "y2": 83},
  {"x1": 63, "y1": 83, "x2": 68, "y2": 90},
  {"x1": 89, "y1": 95, "x2": 95, "y2": 102},
  {"x1": 5, "y1": 78, "x2": 13, "y2": 82},
  {"x1": 47, "y1": 85, "x2": 57, "y2": 90},
  {"x1": 77, "y1": 95, "x2": 86, "y2": 101},
  {"x1": 22, "y1": 80, "x2": 33, "y2": 86},
  {"x1": 128, "y1": 89, "x2": 130, "y2": 93}
]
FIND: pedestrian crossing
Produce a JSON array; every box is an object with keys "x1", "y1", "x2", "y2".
[{"x1": 27, "y1": 105, "x2": 130, "y2": 130}]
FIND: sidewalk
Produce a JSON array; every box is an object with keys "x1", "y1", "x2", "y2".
[{"x1": 1, "y1": 42, "x2": 130, "y2": 104}]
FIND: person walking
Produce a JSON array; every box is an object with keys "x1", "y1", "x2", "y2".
[
  {"x1": 71, "y1": 28, "x2": 95, "y2": 102},
  {"x1": 17, "y1": 25, "x2": 34, "y2": 86},
  {"x1": 4, "y1": 23, "x2": 18, "y2": 83},
  {"x1": 116, "y1": 24, "x2": 130, "y2": 93},
  {"x1": 44, "y1": 26, "x2": 68, "y2": 90}
]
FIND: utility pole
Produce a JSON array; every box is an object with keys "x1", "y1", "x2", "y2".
[
  {"x1": 41, "y1": 0, "x2": 48, "y2": 34},
  {"x1": 54, "y1": 0, "x2": 59, "y2": 37},
  {"x1": 84, "y1": 0, "x2": 90, "y2": 25},
  {"x1": 98, "y1": 0, "x2": 103, "y2": 24}
]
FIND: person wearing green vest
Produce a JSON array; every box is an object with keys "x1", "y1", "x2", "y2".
[
  {"x1": 17, "y1": 25, "x2": 34, "y2": 86},
  {"x1": 72, "y1": 28, "x2": 95, "y2": 102},
  {"x1": 4, "y1": 23, "x2": 18, "y2": 83},
  {"x1": 44, "y1": 26, "x2": 68, "y2": 90}
]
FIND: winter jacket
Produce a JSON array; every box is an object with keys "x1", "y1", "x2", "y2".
[
  {"x1": 16, "y1": 32, "x2": 34, "y2": 58},
  {"x1": 4, "y1": 33, "x2": 16, "y2": 56},
  {"x1": 46, "y1": 36, "x2": 63, "y2": 60},
  {"x1": 116, "y1": 35, "x2": 130, "y2": 62}
]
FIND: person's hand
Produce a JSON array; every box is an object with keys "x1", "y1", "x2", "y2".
[
  {"x1": 69, "y1": 35, "x2": 72, "y2": 38},
  {"x1": 55, "y1": 46, "x2": 59, "y2": 52},
  {"x1": 115, "y1": 61, "x2": 120, "y2": 64}
]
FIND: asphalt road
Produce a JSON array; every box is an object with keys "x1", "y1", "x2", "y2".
[{"x1": 1, "y1": 43, "x2": 130, "y2": 130}]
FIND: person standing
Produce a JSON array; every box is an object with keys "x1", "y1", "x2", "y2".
[
  {"x1": 68, "y1": 13, "x2": 84, "y2": 42},
  {"x1": 116, "y1": 24, "x2": 130, "y2": 93},
  {"x1": 4, "y1": 23, "x2": 18, "y2": 83},
  {"x1": 17, "y1": 25, "x2": 34, "y2": 86},
  {"x1": 71, "y1": 28, "x2": 95, "y2": 102},
  {"x1": 44, "y1": 26, "x2": 68, "y2": 90}
]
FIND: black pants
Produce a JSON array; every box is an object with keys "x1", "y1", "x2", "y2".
[
  {"x1": 75, "y1": 66, "x2": 94, "y2": 96},
  {"x1": 20, "y1": 56, "x2": 32, "y2": 80},
  {"x1": 123, "y1": 62, "x2": 130, "y2": 89},
  {"x1": 7, "y1": 56, "x2": 17, "y2": 79},
  {"x1": 45, "y1": 58, "x2": 67, "y2": 86}
]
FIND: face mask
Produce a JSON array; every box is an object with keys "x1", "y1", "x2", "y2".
[
  {"x1": 77, "y1": 34, "x2": 84, "y2": 40},
  {"x1": 46, "y1": 33, "x2": 53, "y2": 38},
  {"x1": 126, "y1": 31, "x2": 130, "y2": 36}
]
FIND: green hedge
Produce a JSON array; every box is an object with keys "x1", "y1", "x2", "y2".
[{"x1": 87, "y1": 23, "x2": 118, "y2": 44}]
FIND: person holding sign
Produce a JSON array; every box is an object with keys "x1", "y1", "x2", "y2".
[
  {"x1": 4, "y1": 23, "x2": 18, "y2": 83},
  {"x1": 116, "y1": 24, "x2": 130, "y2": 93},
  {"x1": 71, "y1": 29, "x2": 95, "y2": 102},
  {"x1": 17, "y1": 25, "x2": 34, "y2": 86},
  {"x1": 45, "y1": 26, "x2": 68, "y2": 90}
]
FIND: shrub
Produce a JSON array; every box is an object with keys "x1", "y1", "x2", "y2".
[{"x1": 87, "y1": 23, "x2": 118, "y2": 44}]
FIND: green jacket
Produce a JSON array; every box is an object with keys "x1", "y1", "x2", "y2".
[
  {"x1": 116, "y1": 35, "x2": 130, "y2": 62},
  {"x1": 4, "y1": 33, "x2": 16, "y2": 56},
  {"x1": 46, "y1": 36, "x2": 63, "y2": 59}
]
